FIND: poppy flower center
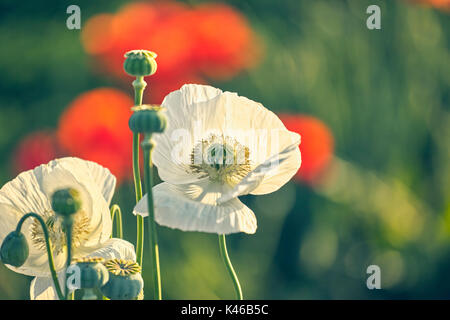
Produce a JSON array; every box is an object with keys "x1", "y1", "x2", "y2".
[
  {"x1": 190, "y1": 135, "x2": 251, "y2": 186},
  {"x1": 105, "y1": 259, "x2": 141, "y2": 276},
  {"x1": 30, "y1": 210, "x2": 92, "y2": 255}
]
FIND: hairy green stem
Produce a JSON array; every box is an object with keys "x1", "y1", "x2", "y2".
[
  {"x1": 133, "y1": 133, "x2": 144, "y2": 267},
  {"x1": 218, "y1": 234, "x2": 243, "y2": 300},
  {"x1": 132, "y1": 76, "x2": 147, "y2": 268},
  {"x1": 110, "y1": 204, "x2": 123, "y2": 239},
  {"x1": 133, "y1": 76, "x2": 147, "y2": 106},
  {"x1": 142, "y1": 136, "x2": 162, "y2": 300},
  {"x1": 16, "y1": 213, "x2": 64, "y2": 300},
  {"x1": 64, "y1": 218, "x2": 74, "y2": 300}
]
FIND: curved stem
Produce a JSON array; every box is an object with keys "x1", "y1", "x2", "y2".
[
  {"x1": 133, "y1": 133, "x2": 144, "y2": 267},
  {"x1": 15, "y1": 213, "x2": 64, "y2": 300},
  {"x1": 218, "y1": 234, "x2": 243, "y2": 300},
  {"x1": 110, "y1": 204, "x2": 123, "y2": 239},
  {"x1": 142, "y1": 136, "x2": 162, "y2": 300}
]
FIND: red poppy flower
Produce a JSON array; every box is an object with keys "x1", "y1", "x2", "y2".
[
  {"x1": 189, "y1": 3, "x2": 261, "y2": 80},
  {"x1": 279, "y1": 114, "x2": 334, "y2": 185},
  {"x1": 57, "y1": 88, "x2": 134, "y2": 184},
  {"x1": 12, "y1": 130, "x2": 62, "y2": 174},
  {"x1": 82, "y1": 2, "x2": 194, "y2": 80},
  {"x1": 81, "y1": 1, "x2": 261, "y2": 101}
]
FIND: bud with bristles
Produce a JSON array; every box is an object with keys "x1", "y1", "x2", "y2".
[
  {"x1": 0, "y1": 231, "x2": 29, "y2": 267},
  {"x1": 51, "y1": 188, "x2": 81, "y2": 217}
]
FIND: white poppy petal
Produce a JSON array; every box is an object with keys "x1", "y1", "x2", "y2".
[
  {"x1": 0, "y1": 204, "x2": 24, "y2": 242},
  {"x1": 0, "y1": 165, "x2": 52, "y2": 220},
  {"x1": 71, "y1": 158, "x2": 117, "y2": 205},
  {"x1": 162, "y1": 83, "x2": 223, "y2": 109},
  {"x1": 217, "y1": 139, "x2": 301, "y2": 204},
  {"x1": 30, "y1": 272, "x2": 65, "y2": 300},
  {"x1": 41, "y1": 158, "x2": 113, "y2": 246},
  {"x1": 84, "y1": 238, "x2": 136, "y2": 262},
  {"x1": 153, "y1": 85, "x2": 224, "y2": 185},
  {"x1": 41, "y1": 158, "x2": 112, "y2": 248},
  {"x1": 133, "y1": 183, "x2": 257, "y2": 234}
]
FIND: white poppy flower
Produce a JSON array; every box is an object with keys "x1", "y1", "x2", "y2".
[
  {"x1": 133, "y1": 84, "x2": 301, "y2": 234},
  {"x1": 0, "y1": 157, "x2": 115, "y2": 277},
  {"x1": 30, "y1": 238, "x2": 136, "y2": 300}
]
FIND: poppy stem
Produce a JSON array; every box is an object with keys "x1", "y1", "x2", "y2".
[
  {"x1": 15, "y1": 213, "x2": 65, "y2": 300},
  {"x1": 64, "y1": 218, "x2": 74, "y2": 300},
  {"x1": 142, "y1": 135, "x2": 162, "y2": 300},
  {"x1": 218, "y1": 234, "x2": 243, "y2": 300},
  {"x1": 132, "y1": 76, "x2": 146, "y2": 269},
  {"x1": 110, "y1": 204, "x2": 123, "y2": 239},
  {"x1": 133, "y1": 76, "x2": 147, "y2": 106},
  {"x1": 133, "y1": 133, "x2": 144, "y2": 267}
]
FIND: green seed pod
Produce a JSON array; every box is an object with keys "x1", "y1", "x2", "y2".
[
  {"x1": 51, "y1": 188, "x2": 81, "y2": 217},
  {"x1": 101, "y1": 259, "x2": 143, "y2": 300},
  {"x1": 73, "y1": 257, "x2": 109, "y2": 289},
  {"x1": 129, "y1": 105, "x2": 167, "y2": 134},
  {"x1": 0, "y1": 231, "x2": 29, "y2": 267},
  {"x1": 123, "y1": 50, "x2": 157, "y2": 77}
]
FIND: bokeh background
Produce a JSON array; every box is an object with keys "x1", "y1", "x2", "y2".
[{"x1": 0, "y1": 0, "x2": 449, "y2": 299}]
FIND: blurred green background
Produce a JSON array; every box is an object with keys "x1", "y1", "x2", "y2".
[{"x1": 0, "y1": 0, "x2": 449, "y2": 299}]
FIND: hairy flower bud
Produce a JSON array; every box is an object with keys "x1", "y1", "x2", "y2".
[
  {"x1": 101, "y1": 259, "x2": 143, "y2": 300},
  {"x1": 51, "y1": 188, "x2": 81, "y2": 217},
  {"x1": 129, "y1": 105, "x2": 167, "y2": 134},
  {"x1": 123, "y1": 50, "x2": 157, "y2": 77},
  {"x1": 0, "y1": 231, "x2": 29, "y2": 267}
]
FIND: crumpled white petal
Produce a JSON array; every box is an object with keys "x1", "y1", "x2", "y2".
[
  {"x1": 82, "y1": 238, "x2": 136, "y2": 262},
  {"x1": 133, "y1": 183, "x2": 257, "y2": 234},
  {"x1": 69, "y1": 158, "x2": 117, "y2": 205},
  {"x1": 30, "y1": 271, "x2": 66, "y2": 301},
  {"x1": 30, "y1": 238, "x2": 136, "y2": 300}
]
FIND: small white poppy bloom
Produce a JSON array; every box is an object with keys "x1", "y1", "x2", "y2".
[
  {"x1": 0, "y1": 157, "x2": 116, "y2": 277},
  {"x1": 134, "y1": 84, "x2": 301, "y2": 234}
]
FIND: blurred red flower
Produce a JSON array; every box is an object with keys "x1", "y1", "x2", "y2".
[
  {"x1": 408, "y1": 0, "x2": 450, "y2": 10},
  {"x1": 81, "y1": 1, "x2": 261, "y2": 103},
  {"x1": 188, "y1": 3, "x2": 260, "y2": 80},
  {"x1": 57, "y1": 88, "x2": 134, "y2": 184},
  {"x1": 279, "y1": 114, "x2": 334, "y2": 185},
  {"x1": 12, "y1": 130, "x2": 62, "y2": 174}
]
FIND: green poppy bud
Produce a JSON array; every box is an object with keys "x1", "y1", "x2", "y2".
[
  {"x1": 123, "y1": 50, "x2": 157, "y2": 77},
  {"x1": 0, "y1": 231, "x2": 29, "y2": 267},
  {"x1": 73, "y1": 257, "x2": 109, "y2": 289},
  {"x1": 101, "y1": 259, "x2": 143, "y2": 300},
  {"x1": 129, "y1": 105, "x2": 167, "y2": 134},
  {"x1": 51, "y1": 188, "x2": 81, "y2": 217}
]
